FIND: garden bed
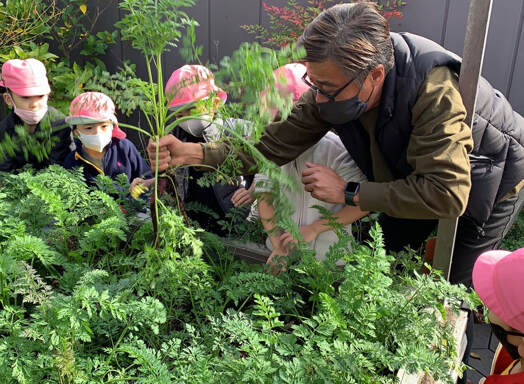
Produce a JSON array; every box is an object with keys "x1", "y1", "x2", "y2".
[{"x1": 226, "y1": 241, "x2": 471, "y2": 384}]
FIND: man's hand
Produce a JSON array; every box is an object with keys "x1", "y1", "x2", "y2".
[
  {"x1": 301, "y1": 162, "x2": 346, "y2": 204},
  {"x1": 147, "y1": 134, "x2": 203, "y2": 171},
  {"x1": 231, "y1": 184, "x2": 255, "y2": 207}
]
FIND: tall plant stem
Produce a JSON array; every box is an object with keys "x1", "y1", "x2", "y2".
[{"x1": 153, "y1": 136, "x2": 160, "y2": 247}]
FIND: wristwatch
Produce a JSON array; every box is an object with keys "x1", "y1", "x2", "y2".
[{"x1": 344, "y1": 182, "x2": 360, "y2": 206}]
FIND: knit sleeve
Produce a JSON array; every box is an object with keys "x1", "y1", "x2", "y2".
[{"x1": 359, "y1": 66, "x2": 474, "y2": 218}]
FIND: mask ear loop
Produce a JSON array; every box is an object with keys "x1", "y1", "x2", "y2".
[
  {"x1": 363, "y1": 83, "x2": 375, "y2": 104},
  {"x1": 5, "y1": 89, "x2": 17, "y2": 109}
]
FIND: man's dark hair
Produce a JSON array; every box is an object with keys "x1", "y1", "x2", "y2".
[{"x1": 298, "y1": 2, "x2": 394, "y2": 85}]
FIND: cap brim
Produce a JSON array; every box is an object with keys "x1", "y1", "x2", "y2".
[
  {"x1": 9, "y1": 84, "x2": 51, "y2": 97},
  {"x1": 168, "y1": 90, "x2": 227, "y2": 110},
  {"x1": 65, "y1": 116, "x2": 106, "y2": 125},
  {"x1": 168, "y1": 99, "x2": 198, "y2": 111},
  {"x1": 473, "y1": 250, "x2": 511, "y2": 320}
]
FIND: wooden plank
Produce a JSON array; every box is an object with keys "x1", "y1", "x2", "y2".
[
  {"x1": 433, "y1": 219, "x2": 458, "y2": 280},
  {"x1": 397, "y1": 309, "x2": 469, "y2": 383},
  {"x1": 433, "y1": 0, "x2": 493, "y2": 281},
  {"x1": 224, "y1": 240, "x2": 270, "y2": 264}
]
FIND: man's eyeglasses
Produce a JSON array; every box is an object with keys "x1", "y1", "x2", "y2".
[
  {"x1": 301, "y1": 71, "x2": 361, "y2": 102},
  {"x1": 491, "y1": 323, "x2": 524, "y2": 338}
]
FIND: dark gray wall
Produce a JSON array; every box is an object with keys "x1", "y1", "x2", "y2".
[{"x1": 87, "y1": 0, "x2": 524, "y2": 114}]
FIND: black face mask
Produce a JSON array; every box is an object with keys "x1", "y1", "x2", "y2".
[
  {"x1": 317, "y1": 85, "x2": 375, "y2": 125},
  {"x1": 490, "y1": 323, "x2": 522, "y2": 360}
]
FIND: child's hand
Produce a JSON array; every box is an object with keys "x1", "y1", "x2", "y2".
[
  {"x1": 266, "y1": 250, "x2": 288, "y2": 275},
  {"x1": 231, "y1": 186, "x2": 255, "y2": 207},
  {"x1": 279, "y1": 224, "x2": 319, "y2": 249},
  {"x1": 130, "y1": 178, "x2": 154, "y2": 199}
]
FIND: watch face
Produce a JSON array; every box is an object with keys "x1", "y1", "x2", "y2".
[{"x1": 345, "y1": 182, "x2": 360, "y2": 194}]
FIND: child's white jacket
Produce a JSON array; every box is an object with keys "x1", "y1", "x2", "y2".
[{"x1": 253, "y1": 132, "x2": 367, "y2": 261}]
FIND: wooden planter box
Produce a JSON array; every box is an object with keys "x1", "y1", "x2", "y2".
[
  {"x1": 396, "y1": 308, "x2": 469, "y2": 384},
  {"x1": 225, "y1": 240, "x2": 470, "y2": 384}
]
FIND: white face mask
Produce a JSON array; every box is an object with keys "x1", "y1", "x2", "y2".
[
  {"x1": 179, "y1": 117, "x2": 212, "y2": 137},
  {"x1": 77, "y1": 129, "x2": 112, "y2": 152}
]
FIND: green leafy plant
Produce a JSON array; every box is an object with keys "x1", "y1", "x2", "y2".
[
  {"x1": 49, "y1": 0, "x2": 117, "y2": 61},
  {"x1": 0, "y1": 43, "x2": 147, "y2": 116},
  {"x1": 0, "y1": 1, "x2": 480, "y2": 383},
  {"x1": 500, "y1": 209, "x2": 523, "y2": 251},
  {"x1": 0, "y1": 107, "x2": 65, "y2": 164},
  {"x1": 0, "y1": 0, "x2": 62, "y2": 54},
  {"x1": 0, "y1": 164, "x2": 478, "y2": 383},
  {"x1": 114, "y1": 0, "x2": 302, "y2": 245}
]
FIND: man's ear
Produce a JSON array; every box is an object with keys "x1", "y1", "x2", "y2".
[
  {"x1": 369, "y1": 64, "x2": 385, "y2": 86},
  {"x1": 2, "y1": 92, "x2": 13, "y2": 108}
]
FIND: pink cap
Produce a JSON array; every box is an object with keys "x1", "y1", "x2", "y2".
[
  {"x1": 272, "y1": 63, "x2": 309, "y2": 102},
  {"x1": 165, "y1": 65, "x2": 227, "y2": 109},
  {"x1": 0, "y1": 59, "x2": 51, "y2": 96},
  {"x1": 65, "y1": 92, "x2": 126, "y2": 139},
  {"x1": 473, "y1": 247, "x2": 524, "y2": 332},
  {"x1": 260, "y1": 63, "x2": 309, "y2": 119}
]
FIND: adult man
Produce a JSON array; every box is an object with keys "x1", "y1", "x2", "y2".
[{"x1": 148, "y1": 2, "x2": 524, "y2": 286}]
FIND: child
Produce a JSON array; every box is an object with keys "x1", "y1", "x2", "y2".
[
  {"x1": 0, "y1": 58, "x2": 73, "y2": 171},
  {"x1": 473, "y1": 247, "x2": 524, "y2": 383},
  {"x1": 63, "y1": 92, "x2": 152, "y2": 188},
  {"x1": 164, "y1": 64, "x2": 252, "y2": 235},
  {"x1": 231, "y1": 63, "x2": 310, "y2": 208},
  {"x1": 249, "y1": 63, "x2": 369, "y2": 268}
]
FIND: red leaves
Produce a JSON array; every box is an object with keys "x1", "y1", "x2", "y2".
[{"x1": 253, "y1": 1, "x2": 405, "y2": 48}]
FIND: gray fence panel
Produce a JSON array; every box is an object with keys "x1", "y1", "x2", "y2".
[
  {"x1": 444, "y1": 0, "x2": 523, "y2": 96},
  {"x1": 161, "y1": 0, "x2": 211, "y2": 78},
  {"x1": 508, "y1": 16, "x2": 524, "y2": 115},
  {"x1": 209, "y1": 0, "x2": 260, "y2": 64},
  {"x1": 63, "y1": 0, "x2": 524, "y2": 115},
  {"x1": 388, "y1": 0, "x2": 448, "y2": 44},
  {"x1": 480, "y1": 0, "x2": 523, "y2": 96}
]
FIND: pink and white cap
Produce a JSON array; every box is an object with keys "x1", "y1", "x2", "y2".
[
  {"x1": 260, "y1": 63, "x2": 309, "y2": 119},
  {"x1": 473, "y1": 247, "x2": 524, "y2": 332},
  {"x1": 65, "y1": 92, "x2": 126, "y2": 139},
  {"x1": 0, "y1": 59, "x2": 51, "y2": 96},
  {"x1": 272, "y1": 63, "x2": 309, "y2": 102},
  {"x1": 165, "y1": 65, "x2": 227, "y2": 109}
]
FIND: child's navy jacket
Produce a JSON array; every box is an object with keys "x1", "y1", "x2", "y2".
[{"x1": 64, "y1": 138, "x2": 151, "y2": 185}]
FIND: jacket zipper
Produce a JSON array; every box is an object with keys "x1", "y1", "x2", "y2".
[
  {"x1": 74, "y1": 152, "x2": 105, "y2": 175},
  {"x1": 469, "y1": 153, "x2": 493, "y2": 172}
]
